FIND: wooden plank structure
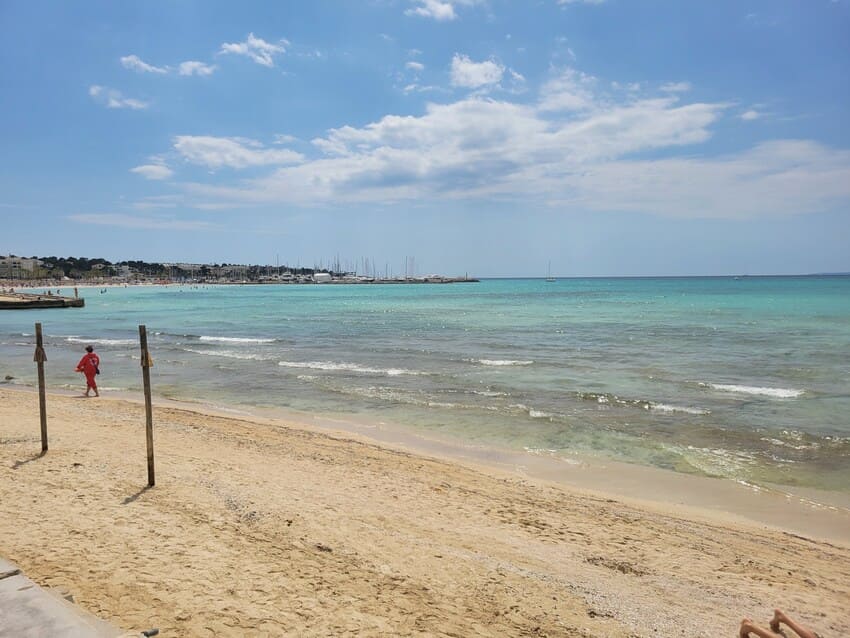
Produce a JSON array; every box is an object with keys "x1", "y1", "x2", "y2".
[
  {"x1": 33, "y1": 323, "x2": 48, "y2": 452},
  {"x1": 139, "y1": 325, "x2": 155, "y2": 487}
]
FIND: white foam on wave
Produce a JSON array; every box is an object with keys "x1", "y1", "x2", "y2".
[
  {"x1": 473, "y1": 389, "x2": 509, "y2": 397},
  {"x1": 760, "y1": 436, "x2": 820, "y2": 451},
  {"x1": 650, "y1": 403, "x2": 710, "y2": 415},
  {"x1": 57, "y1": 383, "x2": 128, "y2": 392},
  {"x1": 706, "y1": 383, "x2": 804, "y2": 399},
  {"x1": 476, "y1": 359, "x2": 534, "y2": 367},
  {"x1": 183, "y1": 347, "x2": 272, "y2": 361},
  {"x1": 198, "y1": 336, "x2": 276, "y2": 344},
  {"x1": 66, "y1": 337, "x2": 136, "y2": 346},
  {"x1": 278, "y1": 360, "x2": 420, "y2": 376}
]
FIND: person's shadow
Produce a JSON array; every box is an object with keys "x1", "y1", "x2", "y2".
[{"x1": 12, "y1": 451, "x2": 46, "y2": 469}]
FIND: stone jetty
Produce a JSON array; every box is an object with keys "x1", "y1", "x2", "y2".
[{"x1": 0, "y1": 292, "x2": 85, "y2": 309}]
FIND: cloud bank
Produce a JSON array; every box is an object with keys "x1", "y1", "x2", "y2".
[{"x1": 135, "y1": 65, "x2": 850, "y2": 220}]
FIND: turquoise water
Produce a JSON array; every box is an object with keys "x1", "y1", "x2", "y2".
[{"x1": 2, "y1": 277, "x2": 849, "y2": 492}]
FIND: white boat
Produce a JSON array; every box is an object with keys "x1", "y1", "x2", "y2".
[{"x1": 546, "y1": 261, "x2": 556, "y2": 282}]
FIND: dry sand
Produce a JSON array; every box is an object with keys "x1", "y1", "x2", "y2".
[{"x1": 1, "y1": 387, "x2": 848, "y2": 637}]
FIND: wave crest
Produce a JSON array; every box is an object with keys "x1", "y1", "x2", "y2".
[
  {"x1": 198, "y1": 336, "x2": 276, "y2": 344},
  {"x1": 66, "y1": 337, "x2": 136, "y2": 346},
  {"x1": 278, "y1": 360, "x2": 420, "y2": 376},
  {"x1": 704, "y1": 383, "x2": 804, "y2": 399},
  {"x1": 475, "y1": 359, "x2": 534, "y2": 366}
]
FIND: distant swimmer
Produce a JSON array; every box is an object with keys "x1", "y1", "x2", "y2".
[
  {"x1": 740, "y1": 609, "x2": 820, "y2": 638},
  {"x1": 75, "y1": 345, "x2": 101, "y2": 397}
]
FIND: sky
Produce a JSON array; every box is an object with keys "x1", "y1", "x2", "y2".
[{"x1": 1, "y1": 0, "x2": 849, "y2": 277}]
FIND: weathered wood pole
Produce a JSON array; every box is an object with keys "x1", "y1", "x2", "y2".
[
  {"x1": 139, "y1": 325, "x2": 155, "y2": 486},
  {"x1": 33, "y1": 322, "x2": 48, "y2": 452}
]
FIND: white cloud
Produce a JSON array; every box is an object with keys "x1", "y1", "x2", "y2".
[
  {"x1": 178, "y1": 61, "x2": 217, "y2": 76},
  {"x1": 119, "y1": 54, "x2": 216, "y2": 77},
  {"x1": 173, "y1": 136, "x2": 304, "y2": 169},
  {"x1": 539, "y1": 67, "x2": 596, "y2": 111},
  {"x1": 131, "y1": 164, "x2": 174, "y2": 180},
  {"x1": 68, "y1": 214, "x2": 215, "y2": 231},
  {"x1": 120, "y1": 54, "x2": 168, "y2": 74},
  {"x1": 219, "y1": 33, "x2": 287, "y2": 67},
  {"x1": 558, "y1": 141, "x2": 850, "y2": 218},
  {"x1": 273, "y1": 134, "x2": 298, "y2": 145},
  {"x1": 88, "y1": 85, "x2": 149, "y2": 110},
  {"x1": 450, "y1": 54, "x2": 504, "y2": 89},
  {"x1": 188, "y1": 91, "x2": 725, "y2": 209},
  {"x1": 406, "y1": 61, "x2": 425, "y2": 72},
  {"x1": 405, "y1": 0, "x2": 482, "y2": 21},
  {"x1": 740, "y1": 109, "x2": 762, "y2": 121},
  {"x1": 661, "y1": 81, "x2": 692, "y2": 93},
  {"x1": 402, "y1": 83, "x2": 441, "y2": 94},
  {"x1": 146, "y1": 67, "x2": 849, "y2": 221},
  {"x1": 407, "y1": 0, "x2": 457, "y2": 20},
  {"x1": 132, "y1": 195, "x2": 182, "y2": 210}
]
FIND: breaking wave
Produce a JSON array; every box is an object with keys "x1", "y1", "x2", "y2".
[
  {"x1": 182, "y1": 348, "x2": 273, "y2": 361},
  {"x1": 198, "y1": 336, "x2": 276, "y2": 344},
  {"x1": 473, "y1": 359, "x2": 534, "y2": 366},
  {"x1": 577, "y1": 392, "x2": 709, "y2": 415},
  {"x1": 704, "y1": 383, "x2": 804, "y2": 399},
  {"x1": 66, "y1": 337, "x2": 136, "y2": 346},
  {"x1": 278, "y1": 360, "x2": 421, "y2": 376}
]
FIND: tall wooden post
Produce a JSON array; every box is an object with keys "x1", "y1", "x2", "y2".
[
  {"x1": 139, "y1": 325, "x2": 155, "y2": 486},
  {"x1": 33, "y1": 323, "x2": 48, "y2": 453}
]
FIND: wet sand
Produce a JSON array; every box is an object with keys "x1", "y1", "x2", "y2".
[{"x1": 1, "y1": 387, "x2": 848, "y2": 637}]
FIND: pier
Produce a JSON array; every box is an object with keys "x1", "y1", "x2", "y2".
[{"x1": 0, "y1": 292, "x2": 85, "y2": 309}]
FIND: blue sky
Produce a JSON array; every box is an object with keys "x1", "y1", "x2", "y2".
[{"x1": 2, "y1": 0, "x2": 849, "y2": 276}]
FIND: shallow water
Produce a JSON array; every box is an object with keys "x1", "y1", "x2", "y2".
[{"x1": 2, "y1": 277, "x2": 848, "y2": 492}]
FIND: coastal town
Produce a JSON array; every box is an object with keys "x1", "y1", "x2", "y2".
[{"x1": 0, "y1": 254, "x2": 478, "y2": 287}]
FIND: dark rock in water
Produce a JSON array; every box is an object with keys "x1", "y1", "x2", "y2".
[{"x1": 3, "y1": 375, "x2": 13, "y2": 381}]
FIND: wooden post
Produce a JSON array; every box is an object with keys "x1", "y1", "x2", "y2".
[
  {"x1": 33, "y1": 323, "x2": 48, "y2": 453},
  {"x1": 139, "y1": 325, "x2": 155, "y2": 487}
]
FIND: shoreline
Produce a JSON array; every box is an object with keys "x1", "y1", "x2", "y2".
[
  {"x1": 5, "y1": 384, "x2": 850, "y2": 546},
  {"x1": 2, "y1": 386, "x2": 849, "y2": 636}
]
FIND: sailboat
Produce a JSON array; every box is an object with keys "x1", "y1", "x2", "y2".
[{"x1": 546, "y1": 261, "x2": 556, "y2": 282}]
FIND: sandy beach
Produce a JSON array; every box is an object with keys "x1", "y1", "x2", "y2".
[{"x1": 1, "y1": 387, "x2": 848, "y2": 637}]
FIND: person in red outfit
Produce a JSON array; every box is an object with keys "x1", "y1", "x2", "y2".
[{"x1": 75, "y1": 345, "x2": 100, "y2": 397}]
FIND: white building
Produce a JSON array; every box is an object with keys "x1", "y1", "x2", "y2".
[{"x1": 0, "y1": 256, "x2": 43, "y2": 276}]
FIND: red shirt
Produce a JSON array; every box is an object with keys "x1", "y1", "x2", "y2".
[{"x1": 76, "y1": 352, "x2": 100, "y2": 375}]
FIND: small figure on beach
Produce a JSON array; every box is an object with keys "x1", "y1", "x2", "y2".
[
  {"x1": 740, "y1": 609, "x2": 820, "y2": 638},
  {"x1": 75, "y1": 345, "x2": 100, "y2": 397}
]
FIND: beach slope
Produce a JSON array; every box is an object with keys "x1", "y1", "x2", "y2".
[{"x1": 1, "y1": 388, "x2": 847, "y2": 637}]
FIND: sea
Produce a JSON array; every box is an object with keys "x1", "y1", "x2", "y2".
[{"x1": 1, "y1": 277, "x2": 849, "y2": 494}]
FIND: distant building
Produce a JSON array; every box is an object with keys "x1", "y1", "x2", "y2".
[{"x1": 0, "y1": 256, "x2": 43, "y2": 277}]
